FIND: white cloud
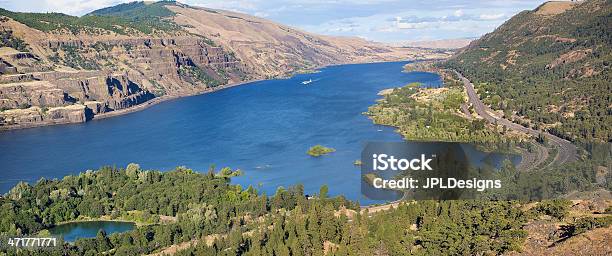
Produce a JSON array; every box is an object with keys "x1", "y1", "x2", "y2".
[
  {"x1": 479, "y1": 13, "x2": 506, "y2": 20},
  {"x1": 394, "y1": 17, "x2": 434, "y2": 30},
  {"x1": 186, "y1": 0, "x2": 259, "y2": 12},
  {"x1": 453, "y1": 9, "x2": 464, "y2": 17},
  {"x1": 376, "y1": 26, "x2": 396, "y2": 32},
  {"x1": 43, "y1": 0, "x2": 124, "y2": 15},
  {"x1": 254, "y1": 12, "x2": 269, "y2": 17},
  {"x1": 397, "y1": 22, "x2": 430, "y2": 29},
  {"x1": 0, "y1": 0, "x2": 549, "y2": 42}
]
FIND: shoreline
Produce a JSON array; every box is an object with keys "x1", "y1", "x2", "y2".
[
  {"x1": 91, "y1": 78, "x2": 263, "y2": 122},
  {"x1": 0, "y1": 59, "x2": 427, "y2": 133},
  {"x1": 52, "y1": 212, "x2": 176, "y2": 227},
  {"x1": 0, "y1": 78, "x2": 263, "y2": 132},
  {"x1": 54, "y1": 218, "x2": 137, "y2": 226}
]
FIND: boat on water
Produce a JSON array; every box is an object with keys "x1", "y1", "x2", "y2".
[{"x1": 302, "y1": 79, "x2": 313, "y2": 85}]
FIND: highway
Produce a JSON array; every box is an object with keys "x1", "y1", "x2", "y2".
[
  {"x1": 355, "y1": 71, "x2": 581, "y2": 213},
  {"x1": 453, "y1": 70, "x2": 577, "y2": 168}
]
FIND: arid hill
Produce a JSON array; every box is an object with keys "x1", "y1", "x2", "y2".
[
  {"x1": 398, "y1": 38, "x2": 474, "y2": 49},
  {"x1": 0, "y1": 1, "x2": 445, "y2": 129},
  {"x1": 166, "y1": 4, "x2": 431, "y2": 78}
]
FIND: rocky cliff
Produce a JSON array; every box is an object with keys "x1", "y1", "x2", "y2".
[{"x1": 0, "y1": 1, "x2": 444, "y2": 129}]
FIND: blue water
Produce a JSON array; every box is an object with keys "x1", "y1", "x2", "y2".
[
  {"x1": 0, "y1": 61, "x2": 518, "y2": 204},
  {"x1": 49, "y1": 221, "x2": 135, "y2": 242}
]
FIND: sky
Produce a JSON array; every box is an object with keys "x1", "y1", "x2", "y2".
[{"x1": 0, "y1": 0, "x2": 550, "y2": 43}]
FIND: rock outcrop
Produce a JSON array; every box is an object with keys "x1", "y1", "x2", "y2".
[
  {"x1": 0, "y1": 25, "x2": 242, "y2": 128},
  {"x1": 0, "y1": 1, "x2": 445, "y2": 130}
]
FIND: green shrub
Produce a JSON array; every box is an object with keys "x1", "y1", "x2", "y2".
[{"x1": 307, "y1": 145, "x2": 335, "y2": 157}]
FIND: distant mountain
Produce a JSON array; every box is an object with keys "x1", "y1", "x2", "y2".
[
  {"x1": 0, "y1": 1, "x2": 444, "y2": 129},
  {"x1": 159, "y1": 3, "x2": 444, "y2": 78},
  {"x1": 443, "y1": 0, "x2": 611, "y2": 142},
  {"x1": 396, "y1": 38, "x2": 475, "y2": 49}
]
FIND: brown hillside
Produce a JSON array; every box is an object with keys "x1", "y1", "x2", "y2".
[{"x1": 0, "y1": 1, "x2": 445, "y2": 130}]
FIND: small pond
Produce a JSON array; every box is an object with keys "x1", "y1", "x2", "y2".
[{"x1": 49, "y1": 221, "x2": 135, "y2": 242}]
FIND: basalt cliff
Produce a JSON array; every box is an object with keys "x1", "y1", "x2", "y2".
[{"x1": 0, "y1": 1, "x2": 446, "y2": 129}]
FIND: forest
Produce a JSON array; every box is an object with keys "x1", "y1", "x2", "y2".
[
  {"x1": 441, "y1": 0, "x2": 611, "y2": 143},
  {"x1": 365, "y1": 78, "x2": 522, "y2": 153},
  {"x1": 0, "y1": 0, "x2": 610, "y2": 255},
  {"x1": 0, "y1": 1, "x2": 180, "y2": 35},
  {"x1": 0, "y1": 159, "x2": 609, "y2": 255}
]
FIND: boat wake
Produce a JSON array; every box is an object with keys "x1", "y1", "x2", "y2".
[{"x1": 301, "y1": 78, "x2": 321, "y2": 85}]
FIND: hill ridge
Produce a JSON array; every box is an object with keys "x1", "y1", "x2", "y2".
[
  {"x1": 0, "y1": 1, "x2": 444, "y2": 130},
  {"x1": 443, "y1": 0, "x2": 610, "y2": 143}
]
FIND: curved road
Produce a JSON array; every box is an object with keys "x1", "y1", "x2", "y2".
[{"x1": 453, "y1": 71, "x2": 577, "y2": 167}]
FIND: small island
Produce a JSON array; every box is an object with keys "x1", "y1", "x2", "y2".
[{"x1": 307, "y1": 145, "x2": 336, "y2": 157}]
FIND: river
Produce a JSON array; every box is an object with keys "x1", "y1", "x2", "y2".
[{"x1": 0, "y1": 61, "x2": 519, "y2": 204}]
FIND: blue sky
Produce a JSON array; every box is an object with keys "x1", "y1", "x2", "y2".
[{"x1": 0, "y1": 0, "x2": 549, "y2": 42}]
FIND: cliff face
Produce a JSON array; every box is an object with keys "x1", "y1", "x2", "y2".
[
  {"x1": 0, "y1": 29, "x2": 239, "y2": 126},
  {"x1": 0, "y1": 1, "x2": 443, "y2": 129},
  {"x1": 167, "y1": 4, "x2": 435, "y2": 78}
]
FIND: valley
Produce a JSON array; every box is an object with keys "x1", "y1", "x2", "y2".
[
  {"x1": 0, "y1": 0, "x2": 610, "y2": 255},
  {"x1": 0, "y1": 1, "x2": 446, "y2": 130}
]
